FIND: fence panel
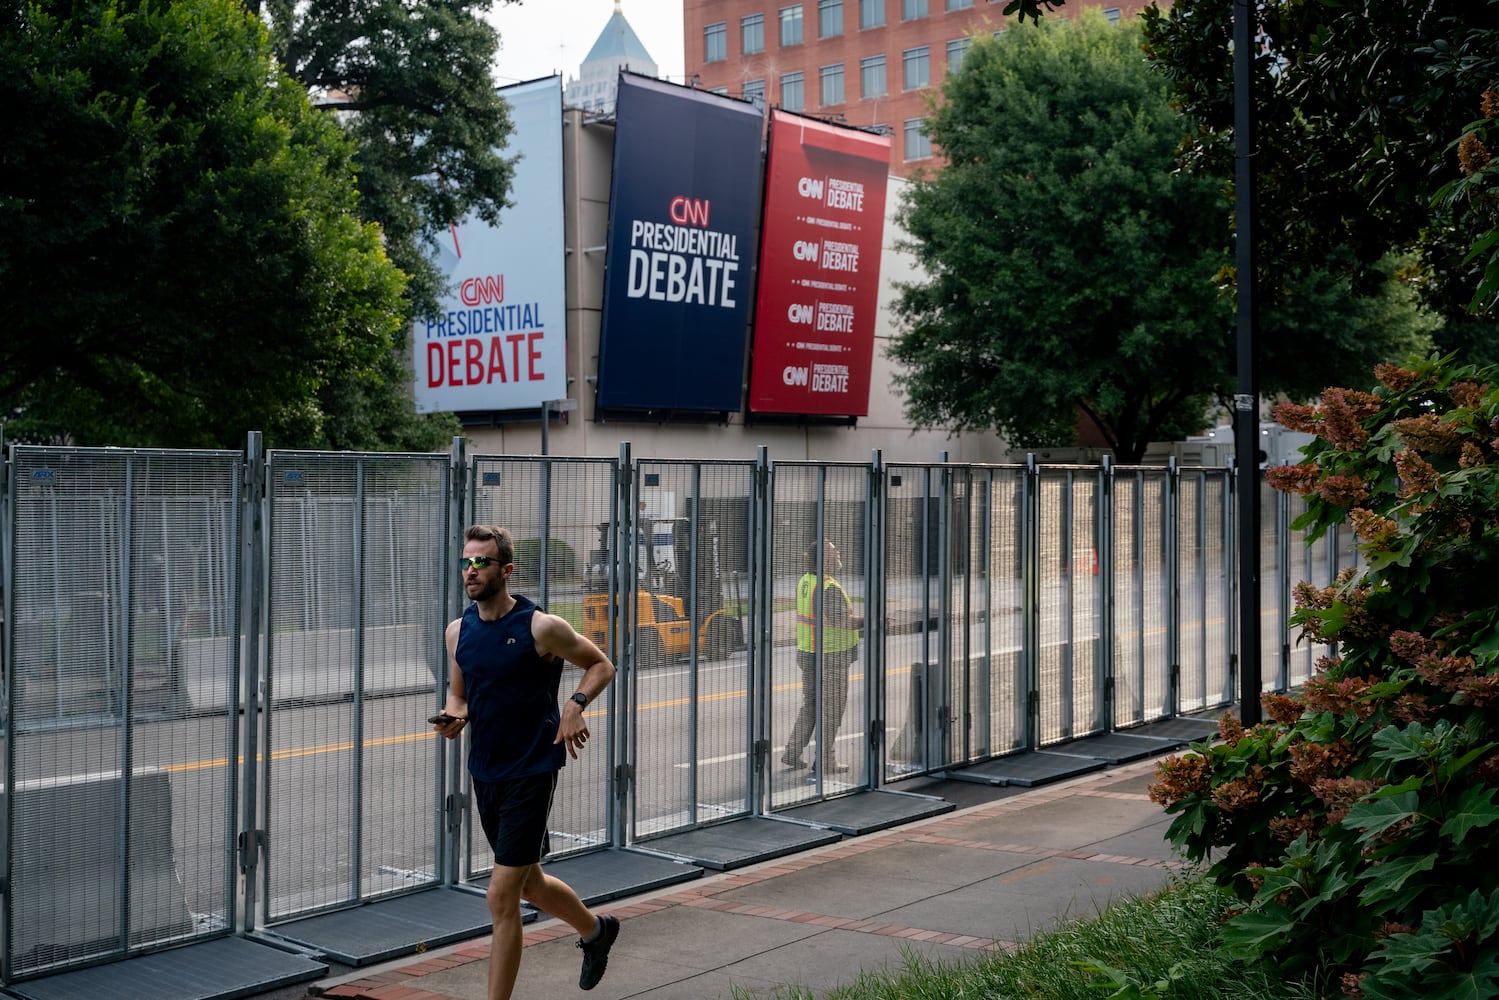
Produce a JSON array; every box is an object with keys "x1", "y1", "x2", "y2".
[
  {"x1": 467, "y1": 457, "x2": 618, "y2": 871},
  {"x1": 961, "y1": 467, "x2": 1027, "y2": 761},
  {"x1": 5, "y1": 447, "x2": 240, "y2": 982},
  {"x1": 1281, "y1": 490, "x2": 1359, "y2": 690},
  {"x1": 1177, "y1": 469, "x2": 1235, "y2": 713},
  {"x1": 261, "y1": 452, "x2": 449, "y2": 923},
  {"x1": 882, "y1": 464, "x2": 938, "y2": 775},
  {"x1": 1110, "y1": 467, "x2": 1174, "y2": 728},
  {"x1": 766, "y1": 463, "x2": 871, "y2": 808},
  {"x1": 1034, "y1": 467, "x2": 1105, "y2": 744},
  {"x1": 616, "y1": 460, "x2": 756, "y2": 842}
]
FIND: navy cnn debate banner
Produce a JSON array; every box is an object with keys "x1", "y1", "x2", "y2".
[{"x1": 596, "y1": 74, "x2": 764, "y2": 412}]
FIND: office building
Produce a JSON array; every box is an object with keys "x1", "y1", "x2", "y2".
[{"x1": 684, "y1": 0, "x2": 1155, "y2": 176}]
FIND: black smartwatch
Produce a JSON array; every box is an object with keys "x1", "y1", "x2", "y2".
[{"x1": 569, "y1": 692, "x2": 588, "y2": 708}]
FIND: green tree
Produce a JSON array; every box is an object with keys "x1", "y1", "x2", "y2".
[
  {"x1": 1140, "y1": 0, "x2": 1499, "y2": 359},
  {"x1": 892, "y1": 13, "x2": 1432, "y2": 462},
  {"x1": 255, "y1": 0, "x2": 519, "y2": 449},
  {"x1": 260, "y1": 0, "x2": 517, "y2": 321},
  {"x1": 0, "y1": 0, "x2": 407, "y2": 447}
]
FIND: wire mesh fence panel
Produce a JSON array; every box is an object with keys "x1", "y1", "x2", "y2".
[
  {"x1": 881, "y1": 464, "x2": 939, "y2": 777},
  {"x1": 1110, "y1": 468, "x2": 1173, "y2": 728},
  {"x1": 1177, "y1": 470, "x2": 1235, "y2": 713},
  {"x1": 1262, "y1": 478, "x2": 1293, "y2": 692},
  {"x1": 261, "y1": 453, "x2": 448, "y2": 922},
  {"x1": 620, "y1": 460, "x2": 755, "y2": 842},
  {"x1": 962, "y1": 467, "x2": 1026, "y2": 762},
  {"x1": 355, "y1": 460, "x2": 450, "y2": 898},
  {"x1": 5, "y1": 447, "x2": 240, "y2": 981},
  {"x1": 467, "y1": 457, "x2": 617, "y2": 873},
  {"x1": 1282, "y1": 490, "x2": 1348, "y2": 689},
  {"x1": 1035, "y1": 468, "x2": 1105, "y2": 745},
  {"x1": 767, "y1": 463, "x2": 870, "y2": 809}
]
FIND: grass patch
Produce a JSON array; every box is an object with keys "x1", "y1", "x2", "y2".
[{"x1": 733, "y1": 875, "x2": 1319, "y2": 1000}]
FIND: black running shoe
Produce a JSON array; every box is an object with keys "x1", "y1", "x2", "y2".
[{"x1": 577, "y1": 913, "x2": 619, "y2": 990}]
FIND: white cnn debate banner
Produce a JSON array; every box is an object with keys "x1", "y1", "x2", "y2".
[{"x1": 412, "y1": 76, "x2": 566, "y2": 413}]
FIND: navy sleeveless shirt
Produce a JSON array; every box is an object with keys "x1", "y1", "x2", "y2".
[{"x1": 455, "y1": 596, "x2": 566, "y2": 781}]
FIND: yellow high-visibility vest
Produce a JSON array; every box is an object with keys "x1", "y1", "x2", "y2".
[{"x1": 796, "y1": 573, "x2": 858, "y2": 653}]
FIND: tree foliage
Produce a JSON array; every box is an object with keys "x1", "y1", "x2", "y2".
[
  {"x1": 1150, "y1": 353, "x2": 1499, "y2": 995},
  {"x1": 260, "y1": 0, "x2": 517, "y2": 320},
  {"x1": 1139, "y1": 0, "x2": 1499, "y2": 359},
  {"x1": 890, "y1": 13, "x2": 1429, "y2": 463},
  {"x1": 0, "y1": 0, "x2": 416, "y2": 448}
]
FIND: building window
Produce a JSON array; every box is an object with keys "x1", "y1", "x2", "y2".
[
  {"x1": 819, "y1": 0, "x2": 843, "y2": 38},
  {"x1": 780, "y1": 5, "x2": 804, "y2": 46},
  {"x1": 860, "y1": 0, "x2": 884, "y2": 29},
  {"x1": 820, "y1": 63, "x2": 845, "y2": 106},
  {"x1": 781, "y1": 71, "x2": 805, "y2": 111},
  {"x1": 744, "y1": 78, "x2": 766, "y2": 108},
  {"x1": 742, "y1": 13, "x2": 765, "y2": 54},
  {"x1": 1104, "y1": 6, "x2": 1121, "y2": 22},
  {"x1": 946, "y1": 37, "x2": 971, "y2": 74},
  {"x1": 903, "y1": 0, "x2": 927, "y2": 20},
  {"x1": 860, "y1": 54, "x2": 886, "y2": 97},
  {"x1": 903, "y1": 46, "x2": 930, "y2": 90},
  {"x1": 904, "y1": 118, "x2": 931, "y2": 160},
  {"x1": 947, "y1": 0, "x2": 973, "y2": 9},
  {"x1": 704, "y1": 21, "x2": 726, "y2": 63}
]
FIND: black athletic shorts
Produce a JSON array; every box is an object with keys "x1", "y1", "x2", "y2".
[{"x1": 473, "y1": 771, "x2": 558, "y2": 867}]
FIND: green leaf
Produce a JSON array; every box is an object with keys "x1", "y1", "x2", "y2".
[
  {"x1": 1346, "y1": 790, "x2": 1422, "y2": 842},
  {"x1": 1442, "y1": 784, "x2": 1499, "y2": 846},
  {"x1": 1359, "y1": 852, "x2": 1436, "y2": 908},
  {"x1": 1220, "y1": 905, "x2": 1294, "y2": 960}
]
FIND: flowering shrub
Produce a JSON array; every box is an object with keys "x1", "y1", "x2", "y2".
[{"x1": 1149, "y1": 354, "x2": 1499, "y2": 998}]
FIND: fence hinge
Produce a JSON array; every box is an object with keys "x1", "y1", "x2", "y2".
[
  {"x1": 614, "y1": 763, "x2": 634, "y2": 800},
  {"x1": 752, "y1": 739, "x2": 770, "y2": 771},
  {"x1": 444, "y1": 792, "x2": 468, "y2": 833},
  {"x1": 237, "y1": 829, "x2": 267, "y2": 875},
  {"x1": 868, "y1": 721, "x2": 883, "y2": 750}
]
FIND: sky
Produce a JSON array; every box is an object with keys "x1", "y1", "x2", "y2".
[{"x1": 487, "y1": 0, "x2": 687, "y2": 89}]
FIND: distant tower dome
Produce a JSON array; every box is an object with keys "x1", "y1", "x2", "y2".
[{"x1": 564, "y1": 1, "x2": 660, "y2": 115}]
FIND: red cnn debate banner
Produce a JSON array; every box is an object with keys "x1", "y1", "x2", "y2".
[{"x1": 747, "y1": 111, "x2": 891, "y2": 416}]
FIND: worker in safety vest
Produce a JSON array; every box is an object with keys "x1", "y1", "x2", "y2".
[{"x1": 784, "y1": 539, "x2": 864, "y2": 774}]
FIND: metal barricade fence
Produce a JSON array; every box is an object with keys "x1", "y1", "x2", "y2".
[
  {"x1": 1110, "y1": 465, "x2": 1175, "y2": 730},
  {"x1": 4, "y1": 446, "x2": 242, "y2": 981},
  {"x1": 765, "y1": 462, "x2": 872, "y2": 810},
  {"x1": 2, "y1": 442, "x2": 1283, "y2": 985},
  {"x1": 1177, "y1": 468, "x2": 1235, "y2": 713},
  {"x1": 258, "y1": 451, "x2": 451, "y2": 924},
  {"x1": 621, "y1": 458, "x2": 757, "y2": 843},
  {"x1": 465, "y1": 454, "x2": 619, "y2": 874},
  {"x1": 1034, "y1": 464, "x2": 1106, "y2": 745}
]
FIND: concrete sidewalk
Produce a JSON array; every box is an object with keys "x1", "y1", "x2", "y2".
[{"x1": 308, "y1": 756, "x2": 1186, "y2": 1000}]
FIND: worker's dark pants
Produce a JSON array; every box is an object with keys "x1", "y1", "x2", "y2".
[{"x1": 787, "y1": 648, "x2": 856, "y2": 765}]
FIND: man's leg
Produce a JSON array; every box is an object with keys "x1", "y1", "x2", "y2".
[
  {"x1": 820, "y1": 655, "x2": 853, "y2": 768},
  {"x1": 484, "y1": 863, "x2": 530, "y2": 1000},
  {"x1": 518, "y1": 864, "x2": 596, "y2": 935},
  {"x1": 785, "y1": 653, "x2": 817, "y2": 763},
  {"x1": 521, "y1": 865, "x2": 620, "y2": 990}
]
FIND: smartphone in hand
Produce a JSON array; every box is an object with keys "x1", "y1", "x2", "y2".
[{"x1": 428, "y1": 713, "x2": 459, "y2": 725}]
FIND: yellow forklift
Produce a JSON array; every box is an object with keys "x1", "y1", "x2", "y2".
[{"x1": 581, "y1": 513, "x2": 744, "y2": 668}]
